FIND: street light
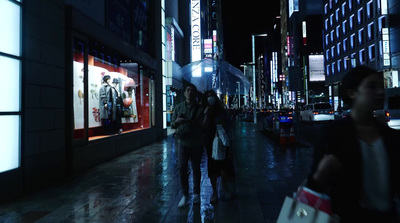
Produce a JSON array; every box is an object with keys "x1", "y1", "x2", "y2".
[{"x1": 252, "y1": 33, "x2": 268, "y2": 124}]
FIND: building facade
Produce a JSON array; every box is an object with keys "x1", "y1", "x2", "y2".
[
  {"x1": 1, "y1": 0, "x2": 165, "y2": 199},
  {"x1": 323, "y1": 0, "x2": 400, "y2": 110}
]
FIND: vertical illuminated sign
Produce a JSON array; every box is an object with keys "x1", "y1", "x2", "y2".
[
  {"x1": 191, "y1": 0, "x2": 201, "y2": 62},
  {"x1": 213, "y1": 30, "x2": 217, "y2": 58},
  {"x1": 204, "y1": 39, "x2": 212, "y2": 58},
  {"x1": 382, "y1": 28, "x2": 390, "y2": 66},
  {"x1": 381, "y1": 0, "x2": 388, "y2": 15},
  {"x1": 302, "y1": 21, "x2": 307, "y2": 45},
  {"x1": 171, "y1": 27, "x2": 175, "y2": 61}
]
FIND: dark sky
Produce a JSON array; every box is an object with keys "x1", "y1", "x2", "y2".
[{"x1": 221, "y1": 0, "x2": 280, "y2": 69}]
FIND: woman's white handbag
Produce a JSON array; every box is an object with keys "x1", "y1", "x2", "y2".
[{"x1": 211, "y1": 124, "x2": 229, "y2": 160}]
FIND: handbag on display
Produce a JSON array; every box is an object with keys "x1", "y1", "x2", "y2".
[{"x1": 277, "y1": 180, "x2": 340, "y2": 223}]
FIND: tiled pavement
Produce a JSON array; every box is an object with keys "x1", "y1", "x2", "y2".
[{"x1": 0, "y1": 121, "x2": 313, "y2": 223}]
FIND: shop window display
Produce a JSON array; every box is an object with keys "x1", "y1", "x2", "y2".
[{"x1": 73, "y1": 40, "x2": 152, "y2": 141}]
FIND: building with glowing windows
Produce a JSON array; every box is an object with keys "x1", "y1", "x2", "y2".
[{"x1": 323, "y1": 0, "x2": 400, "y2": 110}]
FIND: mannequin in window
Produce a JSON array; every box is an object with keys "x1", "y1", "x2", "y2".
[
  {"x1": 99, "y1": 75, "x2": 116, "y2": 134},
  {"x1": 112, "y1": 78, "x2": 123, "y2": 134}
]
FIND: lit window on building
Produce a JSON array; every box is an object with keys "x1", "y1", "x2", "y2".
[
  {"x1": 359, "y1": 49, "x2": 365, "y2": 64},
  {"x1": 367, "y1": 0, "x2": 373, "y2": 19},
  {"x1": 336, "y1": 8, "x2": 340, "y2": 22},
  {"x1": 350, "y1": 14, "x2": 354, "y2": 30},
  {"x1": 342, "y1": 20, "x2": 347, "y2": 35},
  {"x1": 350, "y1": 34, "x2": 355, "y2": 49},
  {"x1": 342, "y1": 2, "x2": 347, "y2": 17},
  {"x1": 368, "y1": 44, "x2": 375, "y2": 62},
  {"x1": 326, "y1": 49, "x2": 330, "y2": 61},
  {"x1": 358, "y1": 8, "x2": 364, "y2": 25},
  {"x1": 358, "y1": 28, "x2": 364, "y2": 45},
  {"x1": 368, "y1": 22, "x2": 374, "y2": 40},
  {"x1": 336, "y1": 25, "x2": 340, "y2": 39}
]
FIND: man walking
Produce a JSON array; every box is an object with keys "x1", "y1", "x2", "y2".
[{"x1": 171, "y1": 84, "x2": 204, "y2": 207}]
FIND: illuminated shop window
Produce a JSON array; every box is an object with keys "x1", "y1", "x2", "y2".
[
  {"x1": 73, "y1": 39, "x2": 153, "y2": 141},
  {"x1": 0, "y1": 0, "x2": 21, "y2": 173}
]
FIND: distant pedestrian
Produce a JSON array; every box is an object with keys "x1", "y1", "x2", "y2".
[
  {"x1": 308, "y1": 66, "x2": 400, "y2": 222},
  {"x1": 202, "y1": 90, "x2": 235, "y2": 203},
  {"x1": 171, "y1": 84, "x2": 204, "y2": 207}
]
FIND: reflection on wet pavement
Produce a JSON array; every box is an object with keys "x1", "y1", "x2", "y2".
[{"x1": 0, "y1": 121, "x2": 313, "y2": 222}]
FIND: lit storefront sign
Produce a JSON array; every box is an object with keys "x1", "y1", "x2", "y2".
[
  {"x1": 382, "y1": 28, "x2": 390, "y2": 66},
  {"x1": 381, "y1": 0, "x2": 388, "y2": 15},
  {"x1": 302, "y1": 21, "x2": 307, "y2": 45},
  {"x1": 0, "y1": 0, "x2": 21, "y2": 173},
  {"x1": 309, "y1": 55, "x2": 325, "y2": 82},
  {"x1": 213, "y1": 30, "x2": 218, "y2": 58},
  {"x1": 191, "y1": 0, "x2": 201, "y2": 62},
  {"x1": 204, "y1": 39, "x2": 212, "y2": 58}
]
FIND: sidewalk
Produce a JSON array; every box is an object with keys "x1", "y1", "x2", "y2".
[{"x1": 0, "y1": 121, "x2": 313, "y2": 223}]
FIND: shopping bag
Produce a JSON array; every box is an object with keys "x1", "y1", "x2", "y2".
[
  {"x1": 297, "y1": 187, "x2": 331, "y2": 215},
  {"x1": 277, "y1": 196, "x2": 339, "y2": 223},
  {"x1": 212, "y1": 135, "x2": 226, "y2": 160},
  {"x1": 216, "y1": 124, "x2": 230, "y2": 146}
]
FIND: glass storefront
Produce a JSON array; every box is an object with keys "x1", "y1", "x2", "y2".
[{"x1": 73, "y1": 39, "x2": 153, "y2": 141}]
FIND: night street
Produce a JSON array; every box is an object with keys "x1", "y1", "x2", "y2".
[{"x1": 0, "y1": 120, "x2": 314, "y2": 223}]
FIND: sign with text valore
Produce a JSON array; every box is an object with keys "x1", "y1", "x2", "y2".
[{"x1": 191, "y1": 0, "x2": 201, "y2": 62}]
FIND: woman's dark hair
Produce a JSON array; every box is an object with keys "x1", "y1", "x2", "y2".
[
  {"x1": 340, "y1": 65, "x2": 382, "y2": 106},
  {"x1": 201, "y1": 90, "x2": 225, "y2": 114}
]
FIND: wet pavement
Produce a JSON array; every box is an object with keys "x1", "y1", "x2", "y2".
[{"x1": 0, "y1": 121, "x2": 314, "y2": 223}]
